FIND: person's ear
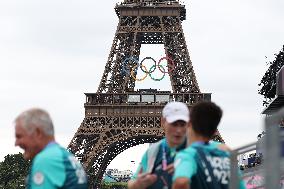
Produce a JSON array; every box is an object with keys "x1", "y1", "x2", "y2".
[
  {"x1": 188, "y1": 121, "x2": 192, "y2": 128},
  {"x1": 161, "y1": 117, "x2": 166, "y2": 129},
  {"x1": 34, "y1": 127, "x2": 43, "y2": 138},
  {"x1": 187, "y1": 122, "x2": 193, "y2": 135}
]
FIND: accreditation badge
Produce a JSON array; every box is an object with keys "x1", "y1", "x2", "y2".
[{"x1": 33, "y1": 172, "x2": 44, "y2": 185}]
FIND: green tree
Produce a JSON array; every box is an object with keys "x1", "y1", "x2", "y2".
[
  {"x1": 259, "y1": 45, "x2": 284, "y2": 105},
  {"x1": 0, "y1": 153, "x2": 30, "y2": 189},
  {"x1": 101, "y1": 182, "x2": 127, "y2": 189}
]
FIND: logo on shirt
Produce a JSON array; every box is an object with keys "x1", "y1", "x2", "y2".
[
  {"x1": 202, "y1": 156, "x2": 230, "y2": 185},
  {"x1": 33, "y1": 172, "x2": 44, "y2": 185},
  {"x1": 68, "y1": 156, "x2": 87, "y2": 184}
]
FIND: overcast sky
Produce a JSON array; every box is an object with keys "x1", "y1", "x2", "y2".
[{"x1": 0, "y1": 0, "x2": 284, "y2": 172}]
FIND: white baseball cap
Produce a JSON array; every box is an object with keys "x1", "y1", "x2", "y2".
[{"x1": 162, "y1": 101, "x2": 190, "y2": 123}]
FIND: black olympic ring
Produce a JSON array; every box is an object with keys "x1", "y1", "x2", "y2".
[{"x1": 140, "y1": 57, "x2": 156, "y2": 74}]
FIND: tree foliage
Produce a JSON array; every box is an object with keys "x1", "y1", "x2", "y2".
[
  {"x1": 0, "y1": 153, "x2": 30, "y2": 189},
  {"x1": 101, "y1": 182, "x2": 127, "y2": 189},
  {"x1": 259, "y1": 45, "x2": 284, "y2": 105}
]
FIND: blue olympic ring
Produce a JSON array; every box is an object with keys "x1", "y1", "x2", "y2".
[
  {"x1": 121, "y1": 56, "x2": 176, "y2": 81},
  {"x1": 122, "y1": 57, "x2": 139, "y2": 76}
]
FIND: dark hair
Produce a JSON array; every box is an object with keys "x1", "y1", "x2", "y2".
[{"x1": 190, "y1": 101, "x2": 222, "y2": 138}]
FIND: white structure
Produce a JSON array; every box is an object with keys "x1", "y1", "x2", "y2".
[{"x1": 104, "y1": 168, "x2": 133, "y2": 181}]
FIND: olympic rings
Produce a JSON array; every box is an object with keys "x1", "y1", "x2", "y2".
[{"x1": 121, "y1": 56, "x2": 176, "y2": 81}]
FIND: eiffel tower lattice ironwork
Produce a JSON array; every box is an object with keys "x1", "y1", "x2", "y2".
[{"x1": 68, "y1": 1, "x2": 224, "y2": 188}]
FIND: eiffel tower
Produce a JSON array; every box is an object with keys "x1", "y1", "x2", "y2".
[{"x1": 68, "y1": 0, "x2": 224, "y2": 188}]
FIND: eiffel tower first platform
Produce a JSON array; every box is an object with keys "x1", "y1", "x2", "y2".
[{"x1": 68, "y1": 0, "x2": 224, "y2": 188}]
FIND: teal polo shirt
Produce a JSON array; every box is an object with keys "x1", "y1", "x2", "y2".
[
  {"x1": 173, "y1": 142, "x2": 246, "y2": 189},
  {"x1": 27, "y1": 142, "x2": 88, "y2": 189}
]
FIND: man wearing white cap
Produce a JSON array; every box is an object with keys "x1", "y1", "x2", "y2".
[
  {"x1": 128, "y1": 102, "x2": 189, "y2": 189},
  {"x1": 128, "y1": 101, "x2": 226, "y2": 189}
]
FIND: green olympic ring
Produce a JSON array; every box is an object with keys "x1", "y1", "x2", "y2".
[{"x1": 149, "y1": 64, "x2": 166, "y2": 81}]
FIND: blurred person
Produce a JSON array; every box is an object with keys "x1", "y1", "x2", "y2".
[
  {"x1": 14, "y1": 108, "x2": 88, "y2": 189},
  {"x1": 172, "y1": 101, "x2": 246, "y2": 189},
  {"x1": 128, "y1": 101, "x2": 229, "y2": 189}
]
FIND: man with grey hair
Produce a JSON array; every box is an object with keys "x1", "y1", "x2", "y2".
[{"x1": 14, "y1": 108, "x2": 88, "y2": 189}]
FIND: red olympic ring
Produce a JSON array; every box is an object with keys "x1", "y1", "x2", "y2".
[{"x1": 157, "y1": 56, "x2": 175, "y2": 74}]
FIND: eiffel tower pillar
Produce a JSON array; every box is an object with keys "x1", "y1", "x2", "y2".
[{"x1": 68, "y1": 1, "x2": 224, "y2": 188}]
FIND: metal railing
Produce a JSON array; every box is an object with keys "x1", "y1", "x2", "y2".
[
  {"x1": 230, "y1": 142, "x2": 259, "y2": 189},
  {"x1": 84, "y1": 92, "x2": 211, "y2": 106},
  {"x1": 230, "y1": 107, "x2": 284, "y2": 189},
  {"x1": 120, "y1": 0, "x2": 181, "y2": 6}
]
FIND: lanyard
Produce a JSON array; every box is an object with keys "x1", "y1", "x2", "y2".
[
  {"x1": 162, "y1": 140, "x2": 176, "y2": 171},
  {"x1": 162, "y1": 139, "x2": 186, "y2": 170},
  {"x1": 162, "y1": 141, "x2": 167, "y2": 171}
]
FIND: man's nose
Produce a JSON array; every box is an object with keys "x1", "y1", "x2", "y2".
[
  {"x1": 15, "y1": 139, "x2": 19, "y2": 146},
  {"x1": 176, "y1": 125, "x2": 184, "y2": 132}
]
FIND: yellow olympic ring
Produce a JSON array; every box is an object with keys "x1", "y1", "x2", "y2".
[{"x1": 131, "y1": 64, "x2": 148, "y2": 81}]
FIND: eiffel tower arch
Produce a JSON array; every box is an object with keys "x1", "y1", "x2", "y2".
[{"x1": 68, "y1": 0, "x2": 224, "y2": 188}]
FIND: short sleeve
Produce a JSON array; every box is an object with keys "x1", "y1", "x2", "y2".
[
  {"x1": 173, "y1": 148, "x2": 197, "y2": 182},
  {"x1": 131, "y1": 151, "x2": 148, "y2": 180},
  {"x1": 30, "y1": 156, "x2": 65, "y2": 189}
]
